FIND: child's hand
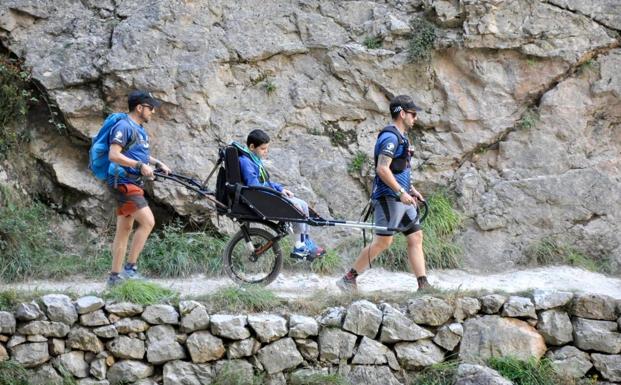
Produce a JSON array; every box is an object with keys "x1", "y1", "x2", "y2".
[{"x1": 282, "y1": 189, "x2": 294, "y2": 197}]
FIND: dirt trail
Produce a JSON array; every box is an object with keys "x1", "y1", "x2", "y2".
[{"x1": 3, "y1": 266, "x2": 621, "y2": 300}]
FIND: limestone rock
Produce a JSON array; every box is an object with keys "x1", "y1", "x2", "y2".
[
  {"x1": 15, "y1": 302, "x2": 45, "y2": 321},
  {"x1": 460, "y1": 315, "x2": 546, "y2": 363},
  {"x1": 186, "y1": 331, "x2": 225, "y2": 363},
  {"x1": 347, "y1": 365, "x2": 402, "y2": 385},
  {"x1": 0, "y1": 311, "x2": 16, "y2": 334},
  {"x1": 480, "y1": 295, "x2": 507, "y2": 314},
  {"x1": 408, "y1": 296, "x2": 454, "y2": 326},
  {"x1": 591, "y1": 353, "x2": 621, "y2": 382},
  {"x1": 142, "y1": 304, "x2": 179, "y2": 325},
  {"x1": 546, "y1": 345, "x2": 592, "y2": 378},
  {"x1": 114, "y1": 318, "x2": 149, "y2": 334},
  {"x1": 454, "y1": 363, "x2": 513, "y2": 385},
  {"x1": 162, "y1": 360, "x2": 213, "y2": 385},
  {"x1": 537, "y1": 309, "x2": 573, "y2": 346},
  {"x1": 257, "y1": 337, "x2": 303, "y2": 374},
  {"x1": 351, "y1": 337, "x2": 391, "y2": 365},
  {"x1": 210, "y1": 315, "x2": 251, "y2": 340},
  {"x1": 316, "y1": 307, "x2": 346, "y2": 327},
  {"x1": 294, "y1": 338, "x2": 319, "y2": 362},
  {"x1": 532, "y1": 289, "x2": 573, "y2": 310},
  {"x1": 54, "y1": 351, "x2": 89, "y2": 378},
  {"x1": 453, "y1": 297, "x2": 481, "y2": 322},
  {"x1": 107, "y1": 360, "x2": 153, "y2": 385},
  {"x1": 227, "y1": 337, "x2": 260, "y2": 359},
  {"x1": 573, "y1": 318, "x2": 621, "y2": 354},
  {"x1": 501, "y1": 296, "x2": 537, "y2": 319},
  {"x1": 318, "y1": 327, "x2": 357, "y2": 363},
  {"x1": 342, "y1": 300, "x2": 383, "y2": 338},
  {"x1": 76, "y1": 296, "x2": 105, "y2": 314},
  {"x1": 380, "y1": 303, "x2": 434, "y2": 343},
  {"x1": 10, "y1": 342, "x2": 50, "y2": 367},
  {"x1": 288, "y1": 314, "x2": 319, "y2": 338},
  {"x1": 42, "y1": 294, "x2": 78, "y2": 326},
  {"x1": 571, "y1": 294, "x2": 618, "y2": 321},
  {"x1": 106, "y1": 336, "x2": 145, "y2": 360},
  {"x1": 180, "y1": 302, "x2": 209, "y2": 333},
  {"x1": 433, "y1": 323, "x2": 463, "y2": 351},
  {"x1": 80, "y1": 310, "x2": 109, "y2": 327},
  {"x1": 394, "y1": 339, "x2": 445, "y2": 369},
  {"x1": 248, "y1": 314, "x2": 288, "y2": 343},
  {"x1": 18, "y1": 321, "x2": 70, "y2": 338},
  {"x1": 105, "y1": 303, "x2": 143, "y2": 317},
  {"x1": 67, "y1": 327, "x2": 104, "y2": 353}
]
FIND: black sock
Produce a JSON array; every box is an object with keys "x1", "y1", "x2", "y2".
[
  {"x1": 345, "y1": 268, "x2": 358, "y2": 280},
  {"x1": 110, "y1": 272, "x2": 119, "y2": 277},
  {"x1": 417, "y1": 276, "x2": 428, "y2": 285}
]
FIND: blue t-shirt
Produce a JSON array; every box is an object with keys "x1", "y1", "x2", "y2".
[
  {"x1": 239, "y1": 154, "x2": 283, "y2": 192},
  {"x1": 371, "y1": 126, "x2": 411, "y2": 199},
  {"x1": 106, "y1": 118, "x2": 150, "y2": 187}
]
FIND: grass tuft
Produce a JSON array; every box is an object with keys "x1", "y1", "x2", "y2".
[
  {"x1": 488, "y1": 356, "x2": 560, "y2": 385},
  {"x1": 0, "y1": 360, "x2": 29, "y2": 385},
  {"x1": 0, "y1": 55, "x2": 34, "y2": 158},
  {"x1": 347, "y1": 151, "x2": 369, "y2": 175},
  {"x1": 517, "y1": 108, "x2": 539, "y2": 130},
  {"x1": 361, "y1": 190, "x2": 462, "y2": 271},
  {"x1": 363, "y1": 35, "x2": 383, "y2": 49},
  {"x1": 201, "y1": 285, "x2": 282, "y2": 313},
  {"x1": 212, "y1": 362, "x2": 263, "y2": 385},
  {"x1": 140, "y1": 221, "x2": 226, "y2": 278},
  {"x1": 310, "y1": 249, "x2": 342, "y2": 274},
  {"x1": 524, "y1": 238, "x2": 607, "y2": 273},
  {"x1": 409, "y1": 360, "x2": 459, "y2": 385},
  {"x1": 104, "y1": 280, "x2": 179, "y2": 306}
]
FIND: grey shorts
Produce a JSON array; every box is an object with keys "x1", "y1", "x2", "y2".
[{"x1": 373, "y1": 197, "x2": 421, "y2": 236}]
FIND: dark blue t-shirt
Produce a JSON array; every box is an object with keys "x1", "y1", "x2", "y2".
[
  {"x1": 371, "y1": 126, "x2": 411, "y2": 199},
  {"x1": 106, "y1": 118, "x2": 150, "y2": 187}
]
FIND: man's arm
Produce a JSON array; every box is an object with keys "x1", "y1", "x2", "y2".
[
  {"x1": 109, "y1": 144, "x2": 153, "y2": 178},
  {"x1": 149, "y1": 156, "x2": 171, "y2": 174}
]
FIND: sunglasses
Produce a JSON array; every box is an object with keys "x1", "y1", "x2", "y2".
[
  {"x1": 140, "y1": 104, "x2": 155, "y2": 111},
  {"x1": 404, "y1": 110, "x2": 417, "y2": 118}
]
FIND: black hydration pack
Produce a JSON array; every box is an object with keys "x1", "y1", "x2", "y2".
[{"x1": 373, "y1": 125, "x2": 411, "y2": 174}]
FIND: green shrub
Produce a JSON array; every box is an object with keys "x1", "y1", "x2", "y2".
[
  {"x1": 264, "y1": 79, "x2": 276, "y2": 95},
  {"x1": 310, "y1": 249, "x2": 342, "y2": 274},
  {"x1": 409, "y1": 360, "x2": 458, "y2": 385},
  {"x1": 370, "y1": 191, "x2": 462, "y2": 271},
  {"x1": 524, "y1": 238, "x2": 605, "y2": 272},
  {"x1": 363, "y1": 35, "x2": 383, "y2": 49},
  {"x1": 0, "y1": 55, "x2": 34, "y2": 157},
  {"x1": 348, "y1": 151, "x2": 369, "y2": 174},
  {"x1": 104, "y1": 280, "x2": 179, "y2": 305},
  {"x1": 517, "y1": 108, "x2": 538, "y2": 130},
  {"x1": 202, "y1": 285, "x2": 282, "y2": 313},
  {"x1": 140, "y1": 221, "x2": 226, "y2": 277},
  {"x1": 408, "y1": 18, "x2": 436, "y2": 62},
  {"x1": 488, "y1": 356, "x2": 560, "y2": 385},
  {"x1": 0, "y1": 360, "x2": 29, "y2": 385},
  {"x1": 0, "y1": 187, "x2": 110, "y2": 282}
]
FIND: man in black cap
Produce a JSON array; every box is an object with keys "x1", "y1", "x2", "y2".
[
  {"x1": 337, "y1": 94, "x2": 430, "y2": 292},
  {"x1": 106, "y1": 90, "x2": 171, "y2": 287}
]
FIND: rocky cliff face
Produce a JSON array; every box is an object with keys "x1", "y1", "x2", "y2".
[{"x1": 0, "y1": 0, "x2": 619, "y2": 272}]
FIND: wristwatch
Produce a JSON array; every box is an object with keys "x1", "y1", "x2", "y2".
[{"x1": 396, "y1": 187, "x2": 406, "y2": 197}]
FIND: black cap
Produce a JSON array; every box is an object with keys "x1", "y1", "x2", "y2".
[
  {"x1": 128, "y1": 90, "x2": 162, "y2": 110},
  {"x1": 389, "y1": 94, "x2": 422, "y2": 114}
]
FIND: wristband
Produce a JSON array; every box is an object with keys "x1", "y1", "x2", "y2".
[
  {"x1": 135, "y1": 161, "x2": 143, "y2": 171},
  {"x1": 155, "y1": 161, "x2": 162, "y2": 169}
]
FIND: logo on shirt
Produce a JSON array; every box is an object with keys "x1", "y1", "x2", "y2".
[
  {"x1": 386, "y1": 143, "x2": 395, "y2": 151},
  {"x1": 115, "y1": 131, "x2": 123, "y2": 140}
]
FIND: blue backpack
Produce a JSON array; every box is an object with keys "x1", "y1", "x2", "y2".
[{"x1": 88, "y1": 113, "x2": 137, "y2": 181}]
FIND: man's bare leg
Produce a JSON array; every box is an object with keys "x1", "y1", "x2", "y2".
[
  {"x1": 352, "y1": 235, "x2": 393, "y2": 274},
  {"x1": 111, "y1": 215, "x2": 134, "y2": 274},
  {"x1": 406, "y1": 230, "x2": 430, "y2": 289},
  {"x1": 126, "y1": 206, "x2": 155, "y2": 265}
]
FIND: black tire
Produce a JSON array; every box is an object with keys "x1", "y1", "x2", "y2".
[{"x1": 222, "y1": 227, "x2": 283, "y2": 286}]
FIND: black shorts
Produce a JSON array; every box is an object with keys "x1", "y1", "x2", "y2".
[{"x1": 373, "y1": 197, "x2": 421, "y2": 236}]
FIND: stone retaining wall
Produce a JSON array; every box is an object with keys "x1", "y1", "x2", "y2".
[{"x1": 1, "y1": 291, "x2": 620, "y2": 384}]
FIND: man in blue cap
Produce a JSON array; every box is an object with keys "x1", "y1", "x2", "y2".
[
  {"x1": 337, "y1": 94, "x2": 430, "y2": 292},
  {"x1": 106, "y1": 90, "x2": 171, "y2": 287}
]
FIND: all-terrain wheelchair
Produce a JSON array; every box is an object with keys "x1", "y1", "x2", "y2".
[{"x1": 154, "y1": 144, "x2": 428, "y2": 286}]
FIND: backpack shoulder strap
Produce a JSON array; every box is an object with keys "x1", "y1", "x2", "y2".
[{"x1": 377, "y1": 125, "x2": 405, "y2": 145}]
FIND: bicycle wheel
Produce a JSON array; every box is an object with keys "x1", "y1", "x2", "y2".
[{"x1": 223, "y1": 227, "x2": 283, "y2": 285}]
